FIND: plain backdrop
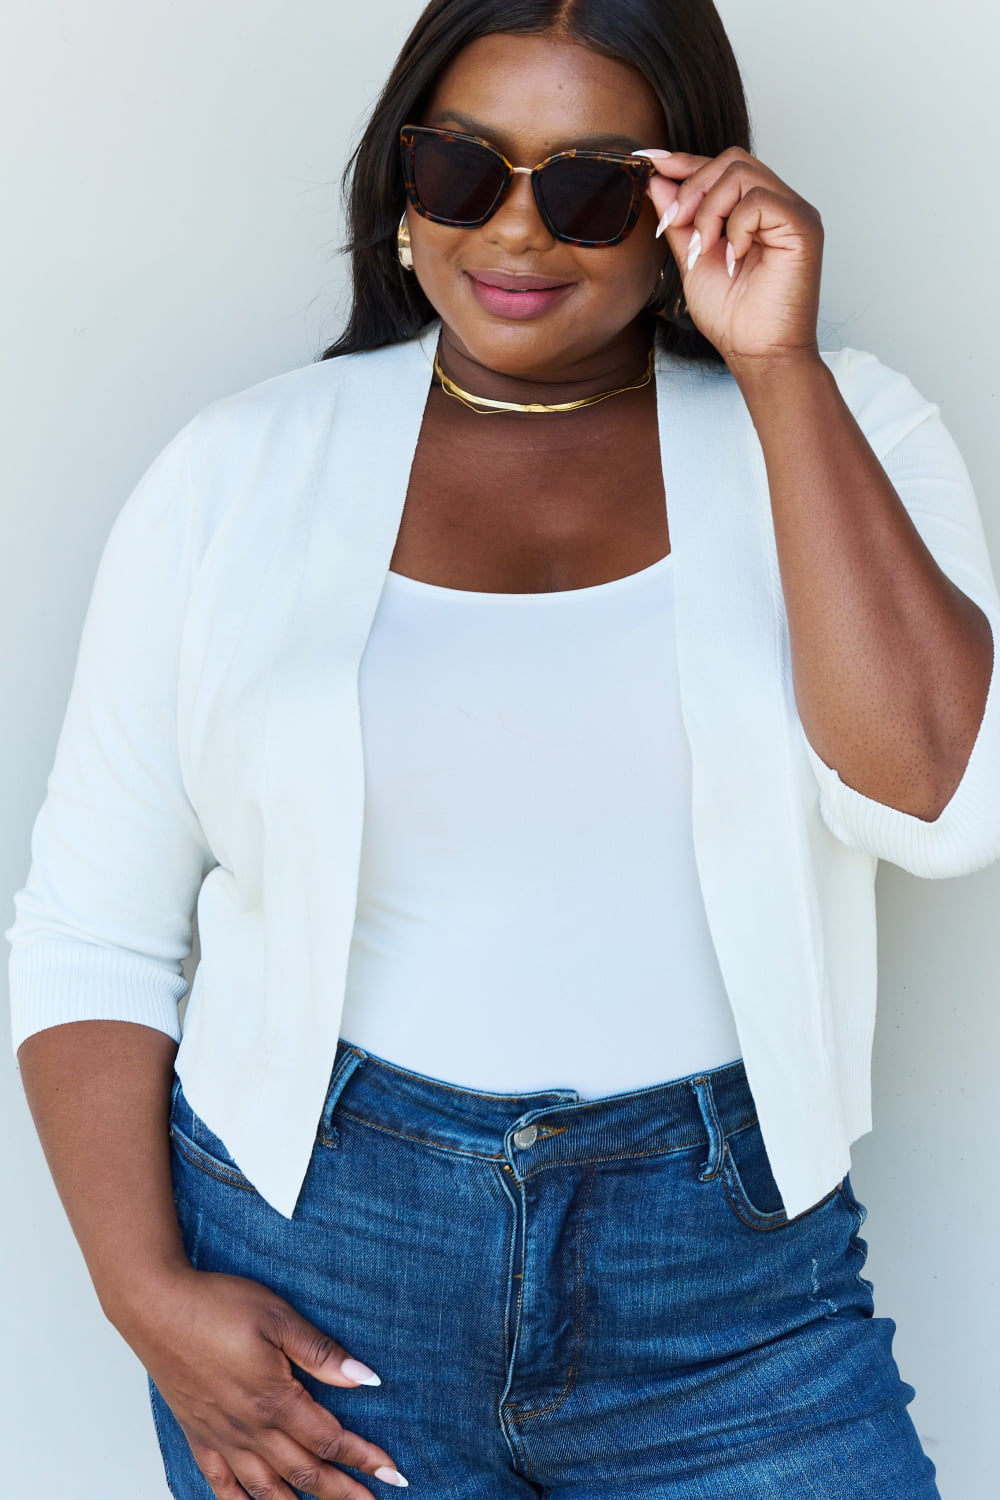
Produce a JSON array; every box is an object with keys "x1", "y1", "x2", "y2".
[{"x1": 2, "y1": 2, "x2": 997, "y2": 1496}]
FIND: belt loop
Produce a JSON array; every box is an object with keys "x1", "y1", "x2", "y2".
[
  {"x1": 320, "y1": 1045, "x2": 367, "y2": 1135},
  {"x1": 689, "y1": 1075, "x2": 725, "y2": 1181}
]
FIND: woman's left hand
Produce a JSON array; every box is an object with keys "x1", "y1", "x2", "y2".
[{"x1": 636, "y1": 147, "x2": 824, "y2": 370}]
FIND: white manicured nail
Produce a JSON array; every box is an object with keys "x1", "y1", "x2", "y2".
[
  {"x1": 632, "y1": 148, "x2": 673, "y2": 159},
  {"x1": 655, "y1": 201, "x2": 679, "y2": 238},
  {"x1": 687, "y1": 230, "x2": 702, "y2": 271},
  {"x1": 375, "y1": 1467, "x2": 410, "y2": 1487},
  {"x1": 341, "y1": 1357, "x2": 382, "y2": 1386},
  {"x1": 726, "y1": 242, "x2": 736, "y2": 278}
]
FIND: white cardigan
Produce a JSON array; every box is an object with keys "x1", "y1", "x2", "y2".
[{"x1": 8, "y1": 322, "x2": 1000, "y2": 1220}]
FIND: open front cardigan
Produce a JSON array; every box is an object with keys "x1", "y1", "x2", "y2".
[{"x1": 8, "y1": 322, "x2": 1000, "y2": 1219}]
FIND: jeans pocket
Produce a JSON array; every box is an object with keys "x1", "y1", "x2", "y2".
[
  {"x1": 168, "y1": 1081, "x2": 255, "y2": 1192},
  {"x1": 721, "y1": 1118, "x2": 841, "y2": 1232}
]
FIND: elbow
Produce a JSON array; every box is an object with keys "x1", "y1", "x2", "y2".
[{"x1": 918, "y1": 613, "x2": 995, "y2": 822}]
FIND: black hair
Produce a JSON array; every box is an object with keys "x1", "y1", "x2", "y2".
[{"x1": 319, "y1": 0, "x2": 752, "y2": 365}]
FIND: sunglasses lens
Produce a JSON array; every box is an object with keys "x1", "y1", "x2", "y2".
[
  {"x1": 411, "y1": 133, "x2": 508, "y2": 223},
  {"x1": 537, "y1": 157, "x2": 637, "y2": 244}
]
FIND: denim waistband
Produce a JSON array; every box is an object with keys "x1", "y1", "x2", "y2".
[{"x1": 323, "y1": 1038, "x2": 756, "y2": 1168}]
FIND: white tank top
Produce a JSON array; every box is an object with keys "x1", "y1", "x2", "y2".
[{"x1": 340, "y1": 553, "x2": 742, "y2": 1097}]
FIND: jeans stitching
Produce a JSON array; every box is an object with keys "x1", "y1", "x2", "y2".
[
  {"x1": 721, "y1": 1151, "x2": 843, "y2": 1233},
  {"x1": 320, "y1": 1048, "x2": 367, "y2": 1136},
  {"x1": 838, "y1": 1182, "x2": 876, "y2": 1293},
  {"x1": 690, "y1": 1074, "x2": 725, "y2": 1180},
  {"x1": 504, "y1": 1173, "x2": 526, "y2": 1368},
  {"x1": 505, "y1": 1163, "x2": 597, "y2": 1434},
  {"x1": 519, "y1": 1145, "x2": 705, "y2": 1179},
  {"x1": 149, "y1": 1382, "x2": 183, "y2": 1498},
  {"x1": 332, "y1": 1106, "x2": 758, "y2": 1167},
  {"x1": 170, "y1": 1126, "x2": 256, "y2": 1191},
  {"x1": 333, "y1": 1109, "x2": 508, "y2": 1160}
]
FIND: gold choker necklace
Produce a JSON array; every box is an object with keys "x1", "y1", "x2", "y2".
[{"x1": 433, "y1": 346, "x2": 655, "y2": 415}]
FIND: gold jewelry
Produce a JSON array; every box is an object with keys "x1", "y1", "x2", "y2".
[
  {"x1": 433, "y1": 345, "x2": 655, "y2": 415},
  {"x1": 397, "y1": 213, "x2": 414, "y2": 271}
]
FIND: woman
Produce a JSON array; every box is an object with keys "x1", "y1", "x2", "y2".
[{"x1": 8, "y1": 1, "x2": 1000, "y2": 1496}]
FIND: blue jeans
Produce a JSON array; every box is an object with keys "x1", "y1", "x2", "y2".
[{"x1": 150, "y1": 1039, "x2": 940, "y2": 1498}]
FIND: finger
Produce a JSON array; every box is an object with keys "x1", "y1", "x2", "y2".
[
  {"x1": 688, "y1": 166, "x2": 800, "y2": 265},
  {"x1": 633, "y1": 150, "x2": 708, "y2": 238},
  {"x1": 647, "y1": 174, "x2": 679, "y2": 234},
  {"x1": 248, "y1": 1430, "x2": 406, "y2": 1499},
  {"x1": 230, "y1": 1448, "x2": 309, "y2": 1500},
  {"x1": 192, "y1": 1445, "x2": 253, "y2": 1499},
  {"x1": 262, "y1": 1303, "x2": 382, "y2": 1388},
  {"x1": 275, "y1": 1382, "x2": 406, "y2": 1485},
  {"x1": 663, "y1": 148, "x2": 782, "y2": 235},
  {"x1": 723, "y1": 185, "x2": 818, "y2": 272},
  {"x1": 632, "y1": 148, "x2": 713, "y2": 182}
]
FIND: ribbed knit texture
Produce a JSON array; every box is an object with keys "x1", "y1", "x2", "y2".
[{"x1": 9, "y1": 937, "x2": 185, "y2": 1054}]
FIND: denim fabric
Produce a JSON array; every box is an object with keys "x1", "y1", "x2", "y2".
[{"x1": 150, "y1": 1040, "x2": 940, "y2": 1498}]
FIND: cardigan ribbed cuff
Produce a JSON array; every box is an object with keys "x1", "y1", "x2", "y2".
[
  {"x1": 803, "y1": 609, "x2": 1000, "y2": 878},
  {"x1": 8, "y1": 936, "x2": 186, "y2": 1056}
]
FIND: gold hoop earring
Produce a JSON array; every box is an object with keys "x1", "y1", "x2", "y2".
[
  {"x1": 645, "y1": 261, "x2": 669, "y2": 316},
  {"x1": 397, "y1": 212, "x2": 414, "y2": 272}
]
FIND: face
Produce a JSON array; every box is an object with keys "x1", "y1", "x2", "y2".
[{"x1": 406, "y1": 32, "x2": 670, "y2": 384}]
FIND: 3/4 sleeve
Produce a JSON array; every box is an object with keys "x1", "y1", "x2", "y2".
[
  {"x1": 802, "y1": 347, "x2": 1000, "y2": 879},
  {"x1": 5, "y1": 419, "x2": 217, "y2": 1055}
]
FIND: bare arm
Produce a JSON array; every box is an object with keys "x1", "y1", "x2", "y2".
[
  {"x1": 645, "y1": 146, "x2": 996, "y2": 825},
  {"x1": 18, "y1": 1020, "x2": 408, "y2": 1498},
  {"x1": 731, "y1": 353, "x2": 993, "y2": 822},
  {"x1": 18, "y1": 1019, "x2": 188, "y2": 1315}
]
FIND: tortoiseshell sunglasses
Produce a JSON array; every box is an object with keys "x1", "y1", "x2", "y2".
[{"x1": 399, "y1": 125, "x2": 656, "y2": 249}]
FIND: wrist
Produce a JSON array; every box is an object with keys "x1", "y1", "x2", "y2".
[
  {"x1": 96, "y1": 1251, "x2": 196, "y2": 1335},
  {"x1": 725, "y1": 344, "x2": 827, "y2": 396}
]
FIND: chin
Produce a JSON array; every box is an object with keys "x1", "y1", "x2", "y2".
[{"x1": 445, "y1": 314, "x2": 591, "y2": 379}]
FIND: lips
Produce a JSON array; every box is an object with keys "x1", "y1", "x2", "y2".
[
  {"x1": 469, "y1": 270, "x2": 573, "y2": 292},
  {"x1": 465, "y1": 269, "x2": 574, "y2": 320}
]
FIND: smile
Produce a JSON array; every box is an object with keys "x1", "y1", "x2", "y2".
[{"x1": 465, "y1": 272, "x2": 574, "y2": 320}]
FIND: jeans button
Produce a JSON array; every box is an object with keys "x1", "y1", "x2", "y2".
[{"x1": 513, "y1": 1126, "x2": 538, "y2": 1149}]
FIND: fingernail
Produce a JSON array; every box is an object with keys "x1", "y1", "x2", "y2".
[
  {"x1": 687, "y1": 229, "x2": 702, "y2": 271},
  {"x1": 655, "y1": 201, "x2": 679, "y2": 238},
  {"x1": 726, "y1": 242, "x2": 736, "y2": 278},
  {"x1": 632, "y1": 148, "x2": 673, "y2": 159},
  {"x1": 341, "y1": 1357, "x2": 382, "y2": 1386},
  {"x1": 375, "y1": 1467, "x2": 410, "y2": 1487}
]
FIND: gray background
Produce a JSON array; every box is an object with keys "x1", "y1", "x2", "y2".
[{"x1": 2, "y1": 2, "x2": 997, "y2": 1495}]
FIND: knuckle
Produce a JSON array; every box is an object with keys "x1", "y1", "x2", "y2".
[
  {"x1": 252, "y1": 1385, "x2": 294, "y2": 1424},
  {"x1": 243, "y1": 1481, "x2": 281, "y2": 1500},
  {"x1": 287, "y1": 1466, "x2": 325, "y2": 1492},
  {"x1": 196, "y1": 1454, "x2": 238, "y2": 1498},
  {"x1": 313, "y1": 1430, "x2": 348, "y2": 1463},
  {"x1": 197, "y1": 1455, "x2": 229, "y2": 1485},
  {"x1": 260, "y1": 1302, "x2": 295, "y2": 1343},
  {"x1": 302, "y1": 1324, "x2": 342, "y2": 1364},
  {"x1": 264, "y1": 1306, "x2": 341, "y2": 1367}
]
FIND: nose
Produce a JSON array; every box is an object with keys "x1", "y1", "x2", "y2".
[{"x1": 484, "y1": 168, "x2": 556, "y2": 251}]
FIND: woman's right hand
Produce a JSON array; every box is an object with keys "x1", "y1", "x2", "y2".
[{"x1": 120, "y1": 1265, "x2": 408, "y2": 1499}]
